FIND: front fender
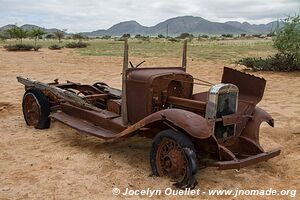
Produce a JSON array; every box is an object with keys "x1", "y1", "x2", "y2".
[
  {"x1": 117, "y1": 108, "x2": 213, "y2": 140},
  {"x1": 241, "y1": 107, "x2": 274, "y2": 144}
]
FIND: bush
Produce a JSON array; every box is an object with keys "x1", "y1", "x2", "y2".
[
  {"x1": 48, "y1": 44, "x2": 64, "y2": 50},
  {"x1": 167, "y1": 37, "x2": 179, "y2": 42},
  {"x1": 252, "y1": 34, "x2": 262, "y2": 38},
  {"x1": 237, "y1": 53, "x2": 300, "y2": 71},
  {"x1": 237, "y1": 15, "x2": 300, "y2": 72},
  {"x1": 177, "y1": 33, "x2": 193, "y2": 39},
  {"x1": 33, "y1": 45, "x2": 42, "y2": 51},
  {"x1": 101, "y1": 35, "x2": 111, "y2": 39},
  {"x1": 3, "y1": 44, "x2": 34, "y2": 51},
  {"x1": 65, "y1": 42, "x2": 89, "y2": 48},
  {"x1": 122, "y1": 33, "x2": 130, "y2": 38},
  {"x1": 221, "y1": 34, "x2": 233, "y2": 38}
]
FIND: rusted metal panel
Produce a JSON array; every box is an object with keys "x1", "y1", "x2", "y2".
[
  {"x1": 167, "y1": 96, "x2": 206, "y2": 111},
  {"x1": 222, "y1": 67, "x2": 266, "y2": 105},
  {"x1": 210, "y1": 148, "x2": 281, "y2": 170},
  {"x1": 241, "y1": 107, "x2": 274, "y2": 144},
  {"x1": 107, "y1": 99, "x2": 121, "y2": 115},
  {"x1": 126, "y1": 67, "x2": 193, "y2": 123},
  {"x1": 51, "y1": 112, "x2": 117, "y2": 139}
]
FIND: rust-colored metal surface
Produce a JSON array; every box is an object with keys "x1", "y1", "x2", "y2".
[
  {"x1": 17, "y1": 41, "x2": 281, "y2": 189},
  {"x1": 126, "y1": 67, "x2": 193, "y2": 123},
  {"x1": 23, "y1": 93, "x2": 40, "y2": 126},
  {"x1": 156, "y1": 137, "x2": 187, "y2": 182}
]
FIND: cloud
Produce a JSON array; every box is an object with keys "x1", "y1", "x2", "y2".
[{"x1": 0, "y1": 0, "x2": 299, "y2": 32}]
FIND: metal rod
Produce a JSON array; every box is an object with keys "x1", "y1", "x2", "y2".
[
  {"x1": 121, "y1": 39, "x2": 129, "y2": 125},
  {"x1": 182, "y1": 40, "x2": 187, "y2": 71},
  {"x1": 161, "y1": 77, "x2": 212, "y2": 86},
  {"x1": 193, "y1": 77, "x2": 214, "y2": 85}
]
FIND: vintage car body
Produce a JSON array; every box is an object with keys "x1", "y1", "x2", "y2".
[{"x1": 17, "y1": 40, "x2": 280, "y2": 188}]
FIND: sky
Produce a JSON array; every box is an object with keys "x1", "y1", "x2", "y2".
[{"x1": 0, "y1": 0, "x2": 299, "y2": 32}]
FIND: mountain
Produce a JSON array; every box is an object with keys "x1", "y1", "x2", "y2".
[
  {"x1": 20, "y1": 24, "x2": 62, "y2": 33},
  {"x1": 0, "y1": 16, "x2": 283, "y2": 37},
  {"x1": 225, "y1": 21, "x2": 280, "y2": 34},
  {"x1": 84, "y1": 16, "x2": 280, "y2": 36},
  {"x1": 0, "y1": 24, "x2": 17, "y2": 31},
  {"x1": 0, "y1": 24, "x2": 62, "y2": 34},
  {"x1": 84, "y1": 20, "x2": 149, "y2": 36},
  {"x1": 148, "y1": 16, "x2": 245, "y2": 35}
]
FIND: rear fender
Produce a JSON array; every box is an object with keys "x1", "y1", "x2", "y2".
[{"x1": 241, "y1": 107, "x2": 274, "y2": 144}]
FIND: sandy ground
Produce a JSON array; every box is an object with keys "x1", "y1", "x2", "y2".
[{"x1": 0, "y1": 48, "x2": 299, "y2": 200}]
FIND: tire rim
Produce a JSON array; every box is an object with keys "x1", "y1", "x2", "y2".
[
  {"x1": 156, "y1": 138, "x2": 187, "y2": 182},
  {"x1": 24, "y1": 93, "x2": 41, "y2": 126}
]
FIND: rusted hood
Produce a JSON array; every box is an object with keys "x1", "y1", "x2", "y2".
[{"x1": 222, "y1": 67, "x2": 266, "y2": 105}]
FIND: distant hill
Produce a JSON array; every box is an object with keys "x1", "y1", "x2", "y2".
[
  {"x1": 83, "y1": 16, "x2": 281, "y2": 37},
  {"x1": 0, "y1": 24, "x2": 17, "y2": 31},
  {"x1": 0, "y1": 16, "x2": 282, "y2": 37},
  {"x1": 225, "y1": 21, "x2": 280, "y2": 34},
  {"x1": 0, "y1": 24, "x2": 62, "y2": 34}
]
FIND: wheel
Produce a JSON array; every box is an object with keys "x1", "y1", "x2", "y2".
[
  {"x1": 150, "y1": 129, "x2": 198, "y2": 189},
  {"x1": 22, "y1": 88, "x2": 51, "y2": 129}
]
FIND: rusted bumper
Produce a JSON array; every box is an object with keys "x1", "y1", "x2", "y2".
[{"x1": 211, "y1": 148, "x2": 281, "y2": 170}]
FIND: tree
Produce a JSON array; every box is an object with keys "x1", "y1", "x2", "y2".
[
  {"x1": 30, "y1": 28, "x2": 46, "y2": 48},
  {"x1": 101, "y1": 35, "x2": 111, "y2": 39},
  {"x1": 45, "y1": 34, "x2": 55, "y2": 39},
  {"x1": 273, "y1": 14, "x2": 300, "y2": 63},
  {"x1": 54, "y1": 30, "x2": 64, "y2": 43},
  {"x1": 135, "y1": 34, "x2": 141, "y2": 39},
  {"x1": 6, "y1": 27, "x2": 28, "y2": 44},
  {"x1": 177, "y1": 32, "x2": 193, "y2": 39},
  {"x1": 122, "y1": 33, "x2": 130, "y2": 38},
  {"x1": 221, "y1": 34, "x2": 233, "y2": 38},
  {"x1": 0, "y1": 31, "x2": 9, "y2": 41},
  {"x1": 237, "y1": 14, "x2": 300, "y2": 71},
  {"x1": 157, "y1": 34, "x2": 165, "y2": 38},
  {"x1": 72, "y1": 33, "x2": 84, "y2": 42}
]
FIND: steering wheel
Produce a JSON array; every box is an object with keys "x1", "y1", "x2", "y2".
[{"x1": 129, "y1": 60, "x2": 146, "y2": 68}]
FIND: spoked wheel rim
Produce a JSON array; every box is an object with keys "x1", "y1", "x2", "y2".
[
  {"x1": 156, "y1": 138, "x2": 187, "y2": 182},
  {"x1": 23, "y1": 93, "x2": 41, "y2": 126}
]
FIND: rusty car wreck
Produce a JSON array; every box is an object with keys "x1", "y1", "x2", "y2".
[{"x1": 17, "y1": 40, "x2": 280, "y2": 188}]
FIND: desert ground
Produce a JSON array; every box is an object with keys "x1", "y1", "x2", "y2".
[{"x1": 0, "y1": 42, "x2": 299, "y2": 199}]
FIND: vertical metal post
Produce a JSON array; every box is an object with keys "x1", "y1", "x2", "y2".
[
  {"x1": 121, "y1": 39, "x2": 129, "y2": 125},
  {"x1": 182, "y1": 40, "x2": 187, "y2": 71}
]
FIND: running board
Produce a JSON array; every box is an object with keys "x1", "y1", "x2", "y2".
[{"x1": 50, "y1": 112, "x2": 117, "y2": 139}]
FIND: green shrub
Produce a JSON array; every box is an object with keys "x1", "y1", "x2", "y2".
[
  {"x1": 33, "y1": 45, "x2": 42, "y2": 51},
  {"x1": 176, "y1": 33, "x2": 193, "y2": 39},
  {"x1": 3, "y1": 44, "x2": 34, "y2": 51},
  {"x1": 65, "y1": 42, "x2": 89, "y2": 48},
  {"x1": 122, "y1": 33, "x2": 130, "y2": 38},
  {"x1": 237, "y1": 53, "x2": 299, "y2": 71},
  {"x1": 101, "y1": 35, "x2": 111, "y2": 39},
  {"x1": 48, "y1": 44, "x2": 64, "y2": 50},
  {"x1": 237, "y1": 15, "x2": 300, "y2": 72},
  {"x1": 167, "y1": 37, "x2": 179, "y2": 42},
  {"x1": 221, "y1": 34, "x2": 233, "y2": 38}
]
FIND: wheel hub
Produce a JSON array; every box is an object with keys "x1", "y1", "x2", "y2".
[
  {"x1": 24, "y1": 93, "x2": 41, "y2": 126},
  {"x1": 156, "y1": 138, "x2": 187, "y2": 182}
]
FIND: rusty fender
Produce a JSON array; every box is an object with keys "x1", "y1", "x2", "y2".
[
  {"x1": 116, "y1": 108, "x2": 213, "y2": 140},
  {"x1": 241, "y1": 106, "x2": 274, "y2": 144}
]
